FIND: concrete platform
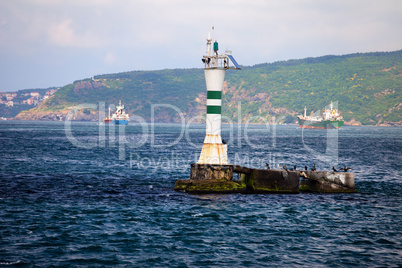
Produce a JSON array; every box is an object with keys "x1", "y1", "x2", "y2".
[
  {"x1": 249, "y1": 169, "x2": 300, "y2": 194},
  {"x1": 174, "y1": 164, "x2": 300, "y2": 194},
  {"x1": 174, "y1": 164, "x2": 356, "y2": 194},
  {"x1": 174, "y1": 179, "x2": 247, "y2": 194},
  {"x1": 299, "y1": 170, "x2": 356, "y2": 193}
]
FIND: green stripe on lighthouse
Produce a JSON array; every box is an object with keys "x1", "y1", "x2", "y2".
[
  {"x1": 207, "y1": 106, "x2": 221, "y2": 114},
  {"x1": 207, "y1": 91, "x2": 222, "y2": 99}
]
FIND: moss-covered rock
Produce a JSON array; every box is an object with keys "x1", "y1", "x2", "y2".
[{"x1": 174, "y1": 179, "x2": 247, "y2": 194}]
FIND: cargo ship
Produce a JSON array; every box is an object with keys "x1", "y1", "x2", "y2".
[
  {"x1": 297, "y1": 102, "x2": 344, "y2": 129},
  {"x1": 102, "y1": 107, "x2": 112, "y2": 123},
  {"x1": 112, "y1": 100, "x2": 129, "y2": 125}
]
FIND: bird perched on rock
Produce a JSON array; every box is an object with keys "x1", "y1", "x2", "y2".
[
  {"x1": 266, "y1": 163, "x2": 270, "y2": 170},
  {"x1": 294, "y1": 165, "x2": 297, "y2": 171},
  {"x1": 305, "y1": 166, "x2": 308, "y2": 171},
  {"x1": 332, "y1": 166, "x2": 337, "y2": 172},
  {"x1": 283, "y1": 165, "x2": 288, "y2": 171},
  {"x1": 340, "y1": 165, "x2": 352, "y2": 172},
  {"x1": 311, "y1": 164, "x2": 316, "y2": 171}
]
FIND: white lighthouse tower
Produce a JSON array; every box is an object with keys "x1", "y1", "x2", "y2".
[{"x1": 197, "y1": 27, "x2": 241, "y2": 165}]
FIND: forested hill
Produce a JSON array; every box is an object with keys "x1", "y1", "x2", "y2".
[{"x1": 16, "y1": 50, "x2": 402, "y2": 126}]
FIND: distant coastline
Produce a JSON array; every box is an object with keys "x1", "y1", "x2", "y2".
[
  {"x1": 2, "y1": 50, "x2": 401, "y2": 127},
  {"x1": 7, "y1": 115, "x2": 402, "y2": 127}
]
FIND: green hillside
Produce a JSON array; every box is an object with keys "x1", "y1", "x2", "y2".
[
  {"x1": 16, "y1": 50, "x2": 402, "y2": 125},
  {"x1": 225, "y1": 51, "x2": 401, "y2": 125},
  {"x1": 27, "y1": 68, "x2": 204, "y2": 122}
]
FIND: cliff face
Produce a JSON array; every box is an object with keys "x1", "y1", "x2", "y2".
[
  {"x1": 344, "y1": 118, "x2": 362, "y2": 126},
  {"x1": 15, "y1": 107, "x2": 98, "y2": 121},
  {"x1": 15, "y1": 110, "x2": 69, "y2": 121}
]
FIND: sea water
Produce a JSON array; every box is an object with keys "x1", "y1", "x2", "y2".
[{"x1": 0, "y1": 121, "x2": 401, "y2": 267}]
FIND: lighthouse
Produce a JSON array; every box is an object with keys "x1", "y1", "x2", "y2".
[
  {"x1": 197, "y1": 27, "x2": 241, "y2": 165},
  {"x1": 175, "y1": 29, "x2": 349, "y2": 194}
]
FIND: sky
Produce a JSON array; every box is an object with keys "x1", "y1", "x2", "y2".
[{"x1": 0, "y1": 0, "x2": 401, "y2": 92}]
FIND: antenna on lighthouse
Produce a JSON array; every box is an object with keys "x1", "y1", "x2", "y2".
[{"x1": 206, "y1": 33, "x2": 212, "y2": 56}]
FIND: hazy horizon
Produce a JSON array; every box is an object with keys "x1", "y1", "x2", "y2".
[{"x1": 1, "y1": 0, "x2": 401, "y2": 92}]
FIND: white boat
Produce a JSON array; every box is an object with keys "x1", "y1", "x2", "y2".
[{"x1": 112, "y1": 100, "x2": 129, "y2": 125}]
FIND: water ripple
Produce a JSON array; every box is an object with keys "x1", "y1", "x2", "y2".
[{"x1": 0, "y1": 122, "x2": 401, "y2": 267}]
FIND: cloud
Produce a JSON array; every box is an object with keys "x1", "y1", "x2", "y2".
[
  {"x1": 0, "y1": 0, "x2": 401, "y2": 91},
  {"x1": 48, "y1": 19, "x2": 102, "y2": 48},
  {"x1": 104, "y1": 52, "x2": 116, "y2": 64}
]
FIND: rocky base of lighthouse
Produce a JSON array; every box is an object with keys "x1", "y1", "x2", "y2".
[
  {"x1": 174, "y1": 179, "x2": 247, "y2": 194},
  {"x1": 174, "y1": 164, "x2": 356, "y2": 194},
  {"x1": 248, "y1": 169, "x2": 300, "y2": 194},
  {"x1": 174, "y1": 164, "x2": 300, "y2": 194},
  {"x1": 190, "y1": 163, "x2": 233, "y2": 181},
  {"x1": 174, "y1": 164, "x2": 246, "y2": 194},
  {"x1": 299, "y1": 170, "x2": 356, "y2": 193}
]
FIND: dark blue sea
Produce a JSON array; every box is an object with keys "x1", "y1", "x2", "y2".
[{"x1": 0, "y1": 121, "x2": 401, "y2": 267}]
